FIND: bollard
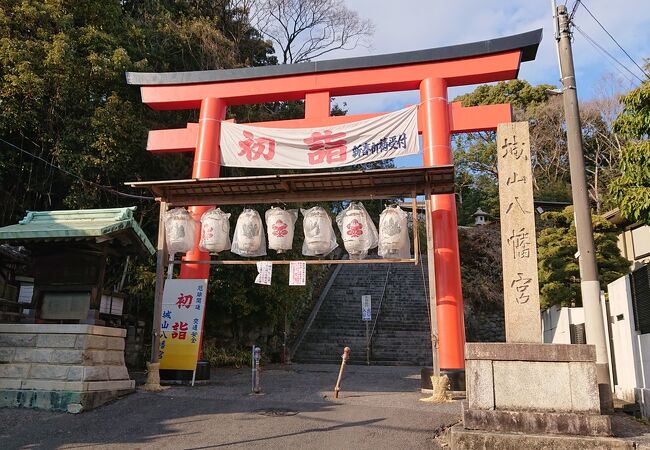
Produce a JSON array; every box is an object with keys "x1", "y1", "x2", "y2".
[
  {"x1": 253, "y1": 346, "x2": 261, "y2": 394},
  {"x1": 251, "y1": 345, "x2": 255, "y2": 393},
  {"x1": 334, "y1": 346, "x2": 351, "y2": 399}
]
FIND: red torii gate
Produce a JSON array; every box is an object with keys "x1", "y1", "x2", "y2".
[{"x1": 127, "y1": 29, "x2": 542, "y2": 379}]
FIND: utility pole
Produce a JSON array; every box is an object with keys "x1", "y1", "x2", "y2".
[{"x1": 555, "y1": 3, "x2": 612, "y2": 412}]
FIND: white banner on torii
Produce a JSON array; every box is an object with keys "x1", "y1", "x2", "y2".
[{"x1": 220, "y1": 105, "x2": 419, "y2": 169}]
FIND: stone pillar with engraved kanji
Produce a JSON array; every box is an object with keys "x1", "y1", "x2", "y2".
[
  {"x1": 496, "y1": 121, "x2": 541, "y2": 342},
  {"x1": 453, "y1": 122, "x2": 613, "y2": 446}
]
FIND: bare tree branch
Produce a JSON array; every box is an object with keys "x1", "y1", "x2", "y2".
[{"x1": 249, "y1": 0, "x2": 374, "y2": 64}]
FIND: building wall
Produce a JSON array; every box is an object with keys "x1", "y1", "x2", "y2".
[
  {"x1": 541, "y1": 305, "x2": 584, "y2": 344},
  {"x1": 607, "y1": 275, "x2": 643, "y2": 401},
  {"x1": 617, "y1": 224, "x2": 650, "y2": 270}
]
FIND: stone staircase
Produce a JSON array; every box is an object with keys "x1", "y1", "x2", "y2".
[{"x1": 292, "y1": 259, "x2": 433, "y2": 366}]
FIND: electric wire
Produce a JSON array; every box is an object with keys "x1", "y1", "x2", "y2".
[
  {"x1": 568, "y1": 0, "x2": 580, "y2": 21},
  {"x1": 0, "y1": 137, "x2": 154, "y2": 201},
  {"x1": 572, "y1": 23, "x2": 644, "y2": 85},
  {"x1": 576, "y1": 1, "x2": 649, "y2": 80}
]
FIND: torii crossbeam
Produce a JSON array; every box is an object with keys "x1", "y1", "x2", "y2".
[{"x1": 127, "y1": 28, "x2": 542, "y2": 384}]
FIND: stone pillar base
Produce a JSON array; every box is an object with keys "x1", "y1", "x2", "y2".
[
  {"x1": 449, "y1": 424, "x2": 632, "y2": 449},
  {"x1": 463, "y1": 342, "x2": 612, "y2": 438},
  {"x1": 0, "y1": 324, "x2": 135, "y2": 413},
  {"x1": 0, "y1": 387, "x2": 134, "y2": 413},
  {"x1": 463, "y1": 404, "x2": 611, "y2": 436}
]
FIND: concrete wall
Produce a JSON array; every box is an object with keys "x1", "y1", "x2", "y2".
[
  {"x1": 0, "y1": 324, "x2": 134, "y2": 413},
  {"x1": 607, "y1": 275, "x2": 642, "y2": 401},
  {"x1": 542, "y1": 305, "x2": 584, "y2": 344},
  {"x1": 617, "y1": 224, "x2": 650, "y2": 271},
  {"x1": 606, "y1": 273, "x2": 650, "y2": 420}
]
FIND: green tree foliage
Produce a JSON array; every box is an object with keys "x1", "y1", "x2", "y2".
[
  {"x1": 452, "y1": 80, "x2": 557, "y2": 224},
  {"x1": 458, "y1": 223, "x2": 503, "y2": 311},
  {"x1": 611, "y1": 66, "x2": 650, "y2": 224},
  {"x1": 0, "y1": 0, "x2": 275, "y2": 222},
  {"x1": 537, "y1": 206, "x2": 629, "y2": 309},
  {"x1": 452, "y1": 79, "x2": 624, "y2": 224},
  {"x1": 0, "y1": 0, "x2": 381, "y2": 357}
]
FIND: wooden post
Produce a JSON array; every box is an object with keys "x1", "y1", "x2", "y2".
[
  {"x1": 425, "y1": 185, "x2": 440, "y2": 376},
  {"x1": 411, "y1": 192, "x2": 420, "y2": 265},
  {"x1": 152, "y1": 201, "x2": 168, "y2": 363},
  {"x1": 143, "y1": 201, "x2": 169, "y2": 391},
  {"x1": 334, "y1": 347, "x2": 351, "y2": 398}
]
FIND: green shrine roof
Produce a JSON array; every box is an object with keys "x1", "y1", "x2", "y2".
[{"x1": 0, "y1": 207, "x2": 155, "y2": 256}]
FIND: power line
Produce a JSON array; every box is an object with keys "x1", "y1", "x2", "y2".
[
  {"x1": 568, "y1": 0, "x2": 580, "y2": 21},
  {"x1": 572, "y1": 23, "x2": 644, "y2": 85},
  {"x1": 0, "y1": 137, "x2": 154, "y2": 201},
  {"x1": 574, "y1": 1, "x2": 649, "y2": 80}
]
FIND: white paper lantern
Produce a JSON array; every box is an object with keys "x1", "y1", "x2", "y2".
[
  {"x1": 378, "y1": 205, "x2": 410, "y2": 259},
  {"x1": 231, "y1": 209, "x2": 266, "y2": 257},
  {"x1": 336, "y1": 202, "x2": 378, "y2": 259},
  {"x1": 199, "y1": 208, "x2": 231, "y2": 254},
  {"x1": 164, "y1": 208, "x2": 196, "y2": 255},
  {"x1": 301, "y1": 206, "x2": 338, "y2": 256},
  {"x1": 266, "y1": 207, "x2": 297, "y2": 253}
]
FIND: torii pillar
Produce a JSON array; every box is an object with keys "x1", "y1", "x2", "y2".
[
  {"x1": 420, "y1": 77, "x2": 465, "y2": 374},
  {"x1": 127, "y1": 29, "x2": 542, "y2": 384},
  {"x1": 179, "y1": 97, "x2": 226, "y2": 280}
]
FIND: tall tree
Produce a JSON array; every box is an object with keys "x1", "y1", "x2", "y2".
[
  {"x1": 246, "y1": 0, "x2": 374, "y2": 64},
  {"x1": 537, "y1": 207, "x2": 629, "y2": 309},
  {"x1": 0, "y1": 0, "x2": 275, "y2": 223},
  {"x1": 611, "y1": 63, "x2": 650, "y2": 224},
  {"x1": 452, "y1": 80, "x2": 558, "y2": 223},
  {"x1": 452, "y1": 79, "x2": 625, "y2": 223}
]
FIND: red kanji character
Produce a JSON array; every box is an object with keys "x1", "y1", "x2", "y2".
[
  {"x1": 202, "y1": 225, "x2": 214, "y2": 241},
  {"x1": 304, "y1": 130, "x2": 347, "y2": 165},
  {"x1": 172, "y1": 321, "x2": 188, "y2": 339},
  {"x1": 238, "y1": 130, "x2": 276, "y2": 161},
  {"x1": 346, "y1": 219, "x2": 364, "y2": 238},
  {"x1": 176, "y1": 293, "x2": 193, "y2": 309},
  {"x1": 272, "y1": 219, "x2": 288, "y2": 237}
]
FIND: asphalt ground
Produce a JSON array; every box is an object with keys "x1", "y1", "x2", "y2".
[{"x1": 0, "y1": 364, "x2": 462, "y2": 450}]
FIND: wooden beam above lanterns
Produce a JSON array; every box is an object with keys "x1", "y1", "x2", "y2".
[{"x1": 126, "y1": 166, "x2": 454, "y2": 207}]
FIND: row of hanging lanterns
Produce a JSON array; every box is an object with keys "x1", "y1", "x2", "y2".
[{"x1": 164, "y1": 203, "x2": 411, "y2": 260}]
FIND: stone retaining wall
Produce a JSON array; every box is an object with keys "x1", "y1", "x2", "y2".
[{"x1": 0, "y1": 324, "x2": 134, "y2": 413}]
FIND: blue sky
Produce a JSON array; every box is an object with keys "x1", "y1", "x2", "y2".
[{"x1": 304, "y1": 0, "x2": 649, "y2": 168}]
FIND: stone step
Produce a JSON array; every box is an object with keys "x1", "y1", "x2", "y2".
[{"x1": 293, "y1": 261, "x2": 433, "y2": 365}]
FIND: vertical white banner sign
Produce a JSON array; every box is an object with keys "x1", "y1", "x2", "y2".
[
  {"x1": 289, "y1": 261, "x2": 307, "y2": 286},
  {"x1": 255, "y1": 261, "x2": 273, "y2": 285},
  {"x1": 361, "y1": 295, "x2": 372, "y2": 321}
]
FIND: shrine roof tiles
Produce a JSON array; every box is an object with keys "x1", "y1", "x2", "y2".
[{"x1": 0, "y1": 207, "x2": 155, "y2": 256}]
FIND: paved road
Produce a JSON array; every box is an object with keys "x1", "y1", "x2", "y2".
[{"x1": 0, "y1": 364, "x2": 462, "y2": 449}]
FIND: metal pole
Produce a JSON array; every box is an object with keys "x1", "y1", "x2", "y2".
[
  {"x1": 253, "y1": 347, "x2": 261, "y2": 394},
  {"x1": 334, "y1": 347, "x2": 350, "y2": 399},
  {"x1": 366, "y1": 321, "x2": 370, "y2": 366},
  {"x1": 556, "y1": 4, "x2": 612, "y2": 411},
  {"x1": 251, "y1": 345, "x2": 255, "y2": 392}
]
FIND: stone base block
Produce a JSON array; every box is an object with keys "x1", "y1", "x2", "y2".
[
  {"x1": 0, "y1": 324, "x2": 133, "y2": 413},
  {"x1": 449, "y1": 424, "x2": 632, "y2": 450},
  {"x1": 463, "y1": 407, "x2": 612, "y2": 437},
  {"x1": 0, "y1": 387, "x2": 134, "y2": 413},
  {"x1": 465, "y1": 342, "x2": 601, "y2": 414}
]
